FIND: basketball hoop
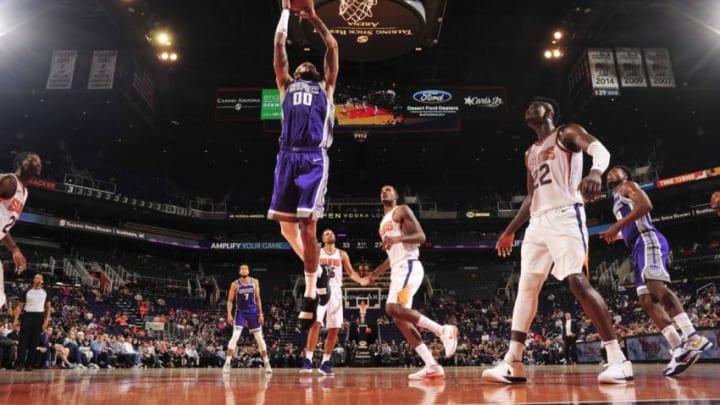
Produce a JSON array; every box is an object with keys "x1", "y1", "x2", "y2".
[
  {"x1": 353, "y1": 130, "x2": 368, "y2": 144},
  {"x1": 339, "y1": 0, "x2": 378, "y2": 24}
]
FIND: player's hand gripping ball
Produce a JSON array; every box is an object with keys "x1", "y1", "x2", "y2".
[{"x1": 289, "y1": 0, "x2": 313, "y2": 13}]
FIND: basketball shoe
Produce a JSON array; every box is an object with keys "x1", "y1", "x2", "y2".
[
  {"x1": 481, "y1": 360, "x2": 526, "y2": 384},
  {"x1": 440, "y1": 325, "x2": 458, "y2": 358},
  {"x1": 222, "y1": 362, "x2": 231, "y2": 374},
  {"x1": 408, "y1": 364, "x2": 445, "y2": 380},
  {"x1": 318, "y1": 361, "x2": 334, "y2": 376},
  {"x1": 299, "y1": 358, "x2": 313, "y2": 373},
  {"x1": 683, "y1": 332, "x2": 713, "y2": 355},
  {"x1": 662, "y1": 346, "x2": 699, "y2": 376},
  {"x1": 598, "y1": 360, "x2": 634, "y2": 384}
]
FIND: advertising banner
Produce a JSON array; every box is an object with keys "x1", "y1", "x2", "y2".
[
  {"x1": 626, "y1": 329, "x2": 719, "y2": 361},
  {"x1": 215, "y1": 88, "x2": 262, "y2": 121},
  {"x1": 260, "y1": 88, "x2": 282, "y2": 120},
  {"x1": 404, "y1": 86, "x2": 506, "y2": 120}
]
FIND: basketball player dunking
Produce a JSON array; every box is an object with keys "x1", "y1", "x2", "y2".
[
  {"x1": 299, "y1": 228, "x2": 367, "y2": 376},
  {"x1": 483, "y1": 97, "x2": 634, "y2": 384},
  {"x1": 367, "y1": 185, "x2": 457, "y2": 381},
  {"x1": 223, "y1": 263, "x2": 272, "y2": 374},
  {"x1": 1, "y1": 152, "x2": 41, "y2": 309},
  {"x1": 268, "y1": 0, "x2": 339, "y2": 332},
  {"x1": 600, "y1": 165, "x2": 712, "y2": 376}
]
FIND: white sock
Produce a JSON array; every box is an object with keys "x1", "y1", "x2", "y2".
[
  {"x1": 417, "y1": 315, "x2": 443, "y2": 336},
  {"x1": 503, "y1": 340, "x2": 525, "y2": 363},
  {"x1": 305, "y1": 350, "x2": 313, "y2": 361},
  {"x1": 322, "y1": 353, "x2": 331, "y2": 363},
  {"x1": 414, "y1": 343, "x2": 437, "y2": 367},
  {"x1": 661, "y1": 325, "x2": 682, "y2": 349},
  {"x1": 673, "y1": 313, "x2": 696, "y2": 338},
  {"x1": 224, "y1": 354, "x2": 232, "y2": 365},
  {"x1": 602, "y1": 340, "x2": 627, "y2": 364},
  {"x1": 263, "y1": 356, "x2": 269, "y2": 364},
  {"x1": 304, "y1": 271, "x2": 317, "y2": 298}
]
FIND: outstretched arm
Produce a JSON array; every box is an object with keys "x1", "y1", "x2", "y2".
[
  {"x1": 274, "y1": 0, "x2": 293, "y2": 97},
  {"x1": 340, "y1": 250, "x2": 366, "y2": 285},
  {"x1": 305, "y1": 13, "x2": 338, "y2": 98}
]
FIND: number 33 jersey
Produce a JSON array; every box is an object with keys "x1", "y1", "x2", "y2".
[
  {"x1": 525, "y1": 129, "x2": 583, "y2": 217},
  {"x1": 281, "y1": 79, "x2": 334, "y2": 149},
  {"x1": 0, "y1": 174, "x2": 27, "y2": 240}
]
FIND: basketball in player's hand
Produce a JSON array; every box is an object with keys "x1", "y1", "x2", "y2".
[{"x1": 289, "y1": 0, "x2": 313, "y2": 13}]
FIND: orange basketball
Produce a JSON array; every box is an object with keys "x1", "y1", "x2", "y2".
[{"x1": 289, "y1": 0, "x2": 313, "y2": 13}]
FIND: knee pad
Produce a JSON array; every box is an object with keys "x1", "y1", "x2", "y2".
[
  {"x1": 228, "y1": 326, "x2": 243, "y2": 349},
  {"x1": 252, "y1": 330, "x2": 267, "y2": 353}
]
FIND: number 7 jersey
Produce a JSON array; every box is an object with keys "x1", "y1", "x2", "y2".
[
  {"x1": 281, "y1": 79, "x2": 334, "y2": 149},
  {"x1": 525, "y1": 128, "x2": 584, "y2": 217},
  {"x1": 0, "y1": 174, "x2": 27, "y2": 240}
]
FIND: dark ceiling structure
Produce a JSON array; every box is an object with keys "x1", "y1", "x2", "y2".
[{"x1": 0, "y1": 0, "x2": 719, "y2": 203}]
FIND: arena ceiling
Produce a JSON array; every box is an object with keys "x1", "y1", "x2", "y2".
[{"x1": 1, "y1": 0, "x2": 719, "y2": 200}]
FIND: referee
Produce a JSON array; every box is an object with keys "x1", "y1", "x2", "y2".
[{"x1": 13, "y1": 273, "x2": 51, "y2": 371}]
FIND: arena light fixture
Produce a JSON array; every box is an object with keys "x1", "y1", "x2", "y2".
[
  {"x1": 544, "y1": 50, "x2": 553, "y2": 59},
  {"x1": 552, "y1": 48, "x2": 563, "y2": 58},
  {"x1": 169, "y1": 52, "x2": 178, "y2": 61},
  {"x1": 553, "y1": 30, "x2": 563, "y2": 40},
  {"x1": 159, "y1": 52, "x2": 169, "y2": 60}
]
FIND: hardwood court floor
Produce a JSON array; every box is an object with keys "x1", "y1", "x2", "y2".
[{"x1": 1, "y1": 364, "x2": 718, "y2": 404}]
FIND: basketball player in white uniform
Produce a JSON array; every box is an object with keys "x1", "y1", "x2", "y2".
[
  {"x1": 299, "y1": 228, "x2": 366, "y2": 376},
  {"x1": 367, "y1": 185, "x2": 457, "y2": 381},
  {"x1": 482, "y1": 98, "x2": 634, "y2": 384},
  {"x1": 1, "y1": 152, "x2": 42, "y2": 308}
]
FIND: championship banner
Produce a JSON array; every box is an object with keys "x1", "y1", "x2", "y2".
[
  {"x1": 643, "y1": 48, "x2": 676, "y2": 88},
  {"x1": 215, "y1": 88, "x2": 262, "y2": 121},
  {"x1": 586, "y1": 48, "x2": 620, "y2": 96},
  {"x1": 614, "y1": 48, "x2": 647, "y2": 88},
  {"x1": 46, "y1": 50, "x2": 77, "y2": 90},
  {"x1": 88, "y1": 50, "x2": 118, "y2": 90}
]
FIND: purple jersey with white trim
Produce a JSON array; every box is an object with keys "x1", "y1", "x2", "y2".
[
  {"x1": 612, "y1": 192, "x2": 659, "y2": 247},
  {"x1": 281, "y1": 79, "x2": 334, "y2": 149},
  {"x1": 235, "y1": 278, "x2": 257, "y2": 312}
]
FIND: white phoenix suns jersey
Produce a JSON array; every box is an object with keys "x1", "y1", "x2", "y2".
[
  {"x1": 0, "y1": 174, "x2": 27, "y2": 240},
  {"x1": 525, "y1": 128, "x2": 584, "y2": 217},
  {"x1": 319, "y1": 248, "x2": 343, "y2": 290},
  {"x1": 379, "y1": 206, "x2": 420, "y2": 267}
]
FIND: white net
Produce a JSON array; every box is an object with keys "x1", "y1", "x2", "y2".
[{"x1": 339, "y1": 0, "x2": 378, "y2": 24}]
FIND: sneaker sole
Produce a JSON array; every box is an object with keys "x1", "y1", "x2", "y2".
[
  {"x1": 663, "y1": 361, "x2": 692, "y2": 377},
  {"x1": 408, "y1": 373, "x2": 445, "y2": 381},
  {"x1": 482, "y1": 374, "x2": 527, "y2": 384},
  {"x1": 598, "y1": 376, "x2": 634, "y2": 384}
]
